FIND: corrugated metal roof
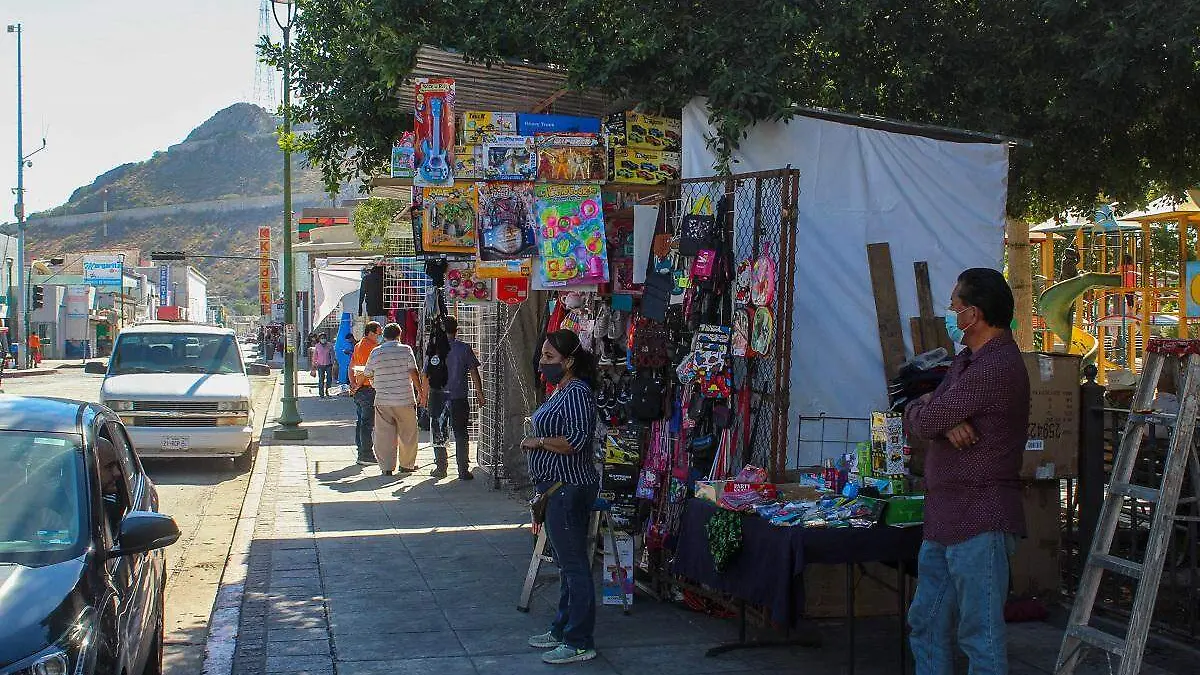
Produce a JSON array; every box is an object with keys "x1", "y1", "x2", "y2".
[{"x1": 396, "y1": 46, "x2": 618, "y2": 118}]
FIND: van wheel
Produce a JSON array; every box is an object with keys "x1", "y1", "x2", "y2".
[{"x1": 234, "y1": 446, "x2": 254, "y2": 471}]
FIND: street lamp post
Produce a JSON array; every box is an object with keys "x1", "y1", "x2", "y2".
[
  {"x1": 271, "y1": 0, "x2": 306, "y2": 440},
  {"x1": 8, "y1": 23, "x2": 25, "y2": 369}
]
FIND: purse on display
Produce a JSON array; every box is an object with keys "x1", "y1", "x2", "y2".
[
  {"x1": 679, "y1": 194, "x2": 717, "y2": 257},
  {"x1": 640, "y1": 270, "x2": 674, "y2": 322},
  {"x1": 628, "y1": 373, "x2": 667, "y2": 421}
]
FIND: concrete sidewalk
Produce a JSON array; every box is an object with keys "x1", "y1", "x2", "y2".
[{"x1": 223, "y1": 377, "x2": 1187, "y2": 675}]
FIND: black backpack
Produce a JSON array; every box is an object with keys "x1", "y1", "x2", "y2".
[
  {"x1": 627, "y1": 373, "x2": 666, "y2": 421},
  {"x1": 425, "y1": 322, "x2": 451, "y2": 390}
]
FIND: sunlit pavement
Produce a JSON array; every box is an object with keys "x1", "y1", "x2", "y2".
[{"x1": 210, "y1": 373, "x2": 1182, "y2": 675}]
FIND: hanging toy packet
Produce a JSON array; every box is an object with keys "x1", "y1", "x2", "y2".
[{"x1": 533, "y1": 183, "x2": 610, "y2": 287}]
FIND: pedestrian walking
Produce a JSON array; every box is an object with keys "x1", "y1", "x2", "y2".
[
  {"x1": 521, "y1": 329, "x2": 601, "y2": 665},
  {"x1": 349, "y1": 322, "x2": 382, "y2": 466},
  {"x1": 423, "y1": 316, "x2": 484, "y2": 480},
  {"x1": 903, "y1": 268, "x2": 1030, "y2": 675},
  {"x1": 309, "y1": 332, "x2": 335, "y2": 398},
  {"x1": 363, "y1": 322, "x2": 424, "y2": 476},
  {"x1": 27, "y1": 333, "x2": 41, "y2": 368}
]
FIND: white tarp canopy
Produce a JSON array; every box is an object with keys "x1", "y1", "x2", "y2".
[
  {"x1": 682, "y1": 98, "x2": 1010, "y2": 466},
  {"x1": 313, "y1": 268, "x2": 362, "y2": 327}
]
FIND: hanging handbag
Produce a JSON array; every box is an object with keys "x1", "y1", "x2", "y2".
[
  {"x1": 679, "y1": 194, "x2": 717, "y2": 257},
  {"x1": 529, "y1": 481, "x2": 563, "y2": 526}
]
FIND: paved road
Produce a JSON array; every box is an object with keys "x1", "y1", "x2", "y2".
[{"x1": 2, "y1": 368, "x2": 278, "y2": 673}]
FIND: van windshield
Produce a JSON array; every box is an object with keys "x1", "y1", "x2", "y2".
[{"x1": 110, "y1": 333, "x2": 243, "y2": 375}]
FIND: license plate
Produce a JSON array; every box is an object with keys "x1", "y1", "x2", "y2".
[{"x1": 161, "y1": 436, "x2": 190, "y2": 451}]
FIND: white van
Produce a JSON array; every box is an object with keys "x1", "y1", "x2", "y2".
[{"x1": 91, "y1": 323, "x2": 269, "y2": 467}]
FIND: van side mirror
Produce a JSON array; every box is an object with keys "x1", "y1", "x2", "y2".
[{"x1": 84, "y1": 361, "x2": 108, "y2": 375}]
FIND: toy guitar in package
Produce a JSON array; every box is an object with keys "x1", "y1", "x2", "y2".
[
  {"x1": 535, "y1": 132, "x2": 607, "y2": 182},
  {"x1": 414, "y1": 78, "x2": 456, "y2": 187},
  {"x1": 421, "y1": 183, "x2": 478, "y2": 254},
  {"x1": 390, "y1": 132, "x2": 416, "y2": 179},
  {"x1": 533, "y1": 184, "x2": 610, "y2": 287},
  {"x1": 482, "y1": 135, "x2": 537, "y2": 181},
  {"x1": 476, "y1": 181, "x2": 537, "y2": 278}
]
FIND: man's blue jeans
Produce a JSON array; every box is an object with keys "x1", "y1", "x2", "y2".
[
  {"x1": 538, "y1": 481, "x2": 598, "y2": 650},
  {"x1": 908, "y1": 531, "x2": 1016, "y2": 675},
  {"x1": 353, "y1": 387, "x2": 376, "y2": 461}
]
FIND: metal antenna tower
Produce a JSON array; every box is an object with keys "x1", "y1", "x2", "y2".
[{"x1": 252, "y1": 0, "x2": 277, "y2": 109}]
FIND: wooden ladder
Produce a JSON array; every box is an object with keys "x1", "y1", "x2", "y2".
[{"x1": 1056, "y1": 338, "x2": 1200, "y2": 675}]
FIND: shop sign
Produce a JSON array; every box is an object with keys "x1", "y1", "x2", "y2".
[
  {"x1": 65, "y1": 286, "x2": 91, "y2": 319},
  {"x1": 82, "y1": 254, "x2": 123, "y2": 283},
  {"x1": 259, "y1": 226, "x2": 272, "y2": 316},
  {"x1": 158, "y1": 265, "x2": 170, "y2": 307}
]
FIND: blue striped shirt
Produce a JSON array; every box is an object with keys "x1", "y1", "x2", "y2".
[{"x1": 528, "y1": 378, "x2": 600, "y2": 485}]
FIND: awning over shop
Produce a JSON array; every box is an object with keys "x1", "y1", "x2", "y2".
[{"x1": 313, "y1": 268, "x2": 363, "y2": 326}]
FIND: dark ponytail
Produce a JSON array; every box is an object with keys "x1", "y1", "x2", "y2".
[{"x1": 547, "y1": 329, "x2": 596, "y2": 384}]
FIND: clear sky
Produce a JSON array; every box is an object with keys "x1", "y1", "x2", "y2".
[{"x1": 0, "y1": 1, "x2": 275, "y2": 217}]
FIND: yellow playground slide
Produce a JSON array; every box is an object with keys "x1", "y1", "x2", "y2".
[{"x1": 1037, "y1": 272, "x2": 1123, "y2": 365}]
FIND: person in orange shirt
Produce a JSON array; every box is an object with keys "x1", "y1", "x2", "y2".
[
  {"x1": 349, "y1": 322, "x2": 382, "y2": 466},
  {"x1": 27, "y1": 333, "x2": 41, "y2": 367}
]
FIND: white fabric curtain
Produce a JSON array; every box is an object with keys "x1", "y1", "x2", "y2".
[
  {"x1": 313, "y1": 268, "x2": 362, "y2": 327},
  {"x1": 683, "y1": 98, "x2": 1010, "y2": 465}
]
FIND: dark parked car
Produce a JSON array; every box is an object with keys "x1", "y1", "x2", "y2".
[{"x1": 0, "y1": 395, "x2": 180, "y2": 675}]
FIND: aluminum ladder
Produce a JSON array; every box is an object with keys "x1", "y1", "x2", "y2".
[{"x1": 1056, "y1": 338, "x2": 1200, "y2": 675}]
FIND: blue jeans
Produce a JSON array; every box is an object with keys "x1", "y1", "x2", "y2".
[
  {"x1": 909, "y1": 531, "x2": 1016, "y2": 675},
  {"x1": 353, "y1": 387, "x2": 376, "y2": 461},
  {"x1": 316, "y1": 364, "x2": 333, "y2": 397},
  {"x1": 539, "y1": 481, "x2": 599, "y2": 650},
  {"x1": 428, "y1": 389, "x2": 471, "y2": 473}
]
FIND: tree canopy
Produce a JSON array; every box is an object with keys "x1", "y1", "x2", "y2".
[{"x1": 262, "y1": 0, "x2": 1200, "y2": 220}]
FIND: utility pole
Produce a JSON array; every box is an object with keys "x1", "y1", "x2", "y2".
[
  {"x1": 272, "y1": 0, "x2": 306, "y2": 439},
  {"x1": 9, "y1": 23, "x2": 25, "y2": 369}
]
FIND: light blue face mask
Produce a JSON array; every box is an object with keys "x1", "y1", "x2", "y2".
[{"x1": 945, "y1": 307, "x2": 976, "y2": 344}]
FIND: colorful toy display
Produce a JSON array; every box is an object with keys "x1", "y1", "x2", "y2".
[
  {"x1": 483, "y1": 135, "x2": 537, "y2": 181},
  {"x1": 609, "y1": 146, "x2": 681, "y2": 185},
  {"x1": 453, "y1": 144, "x2": 483, "y2": 179},
  {"x1": 476, "y1": 181, "x2": 537, "y2": 278},
  {"x1": 533, "y1": 184, "x2": 610, "y2": 287},
  {"x1": 390, "y1": 132, "x2": 415, "y2": 179},
  {"x1": 421, "y1": 183, "x2": 478, "y2": 254},
  {"x1": 605, "y1": 110, "x2": 683, "y2": 153},
  {"x1": 414, "y1": 78, "x2": 456, "y2": 187},
  {"x1": 446, "y1": 262, "x2": 494, "y2": 302},
  {"x1": 535, "y1": 133, "x2": 607, "y2": 182}
]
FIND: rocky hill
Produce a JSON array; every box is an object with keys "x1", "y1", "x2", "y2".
[{"x1": 25, "y1": 103, "x2": 327, "y2": 313}]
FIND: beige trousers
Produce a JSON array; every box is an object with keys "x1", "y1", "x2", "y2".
[{"x1": 373, "y1": 404, "x2": 419, "y2": 472}]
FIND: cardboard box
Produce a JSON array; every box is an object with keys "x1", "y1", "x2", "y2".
[
  {"x1": 1010, "y1": 480, "x2": 1062, "y2": 596},
  {"x1": 461, "y1": 111, "x2": 516, "y2": 144},
  {"x1": 606, "y1": 111, "x2": 682, "y2": 152},
  {"x1": 602, "y1": 463, "x2": 639, "y2": 493},
  {"x1": 453, "y1": 145, "x2": 483, "y2": 179},
  {"x1": 694, "y1": 480, "x2": 727, "y2": 504},
  {"x1": 602, "y1": 530, "x2": 635, "y2": 606},
  {"x1": 609, "y1": 145, "x2": 681, "y2": 185},
  {"x1": 517, "y1": 113, "x2": 601, "y2": 136},
  {"x1": 1022, "y1": 352, "x2": 1081, "y2": 479},
  {"x1": 804, "y1": 562, "x2": 904, "y2": 618}
]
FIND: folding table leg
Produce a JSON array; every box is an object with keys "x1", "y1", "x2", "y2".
[
  {"x1": 897, "y1": 560, "x2": 908, "y2": 675},
  {"x1": 846, "y1": 563, "x2": 856, "y2": 675}
]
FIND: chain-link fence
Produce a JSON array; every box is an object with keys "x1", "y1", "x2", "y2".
[{"x1": 666, "y1": 169, "x2": 801, "y2": 477}]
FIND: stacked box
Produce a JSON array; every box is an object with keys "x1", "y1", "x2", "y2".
[
  {"x1": 461, "y1": 111, "x2": 517, "y2": 144},
  {"x1": 605, "y1": 111, "x2": 682, "y2": 152},
  {"x1": 608, "y1": 146, "x2": 682, "y2": 185}
]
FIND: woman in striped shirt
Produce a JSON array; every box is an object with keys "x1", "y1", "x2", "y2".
[{"x1": 522, "y1": 329, "x2": 601, "y2": 665}]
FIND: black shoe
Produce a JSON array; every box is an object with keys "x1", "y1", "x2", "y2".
[
  {"x1": 398, "y1": 466, "x2": 416, "y2": 473},
  {"x1": 458, "y1": 471, "x2": 475, "y2": 481},
  {"x1": 431, "y1": 467, "x2": 448, "y2": 478},
  {"x1": 382, "y1": 470, "x2": 394, "y2": 476}
]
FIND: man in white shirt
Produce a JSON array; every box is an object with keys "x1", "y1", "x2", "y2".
[{"x1": 363, "y1": 322, "x2": 425, "y2": 475}]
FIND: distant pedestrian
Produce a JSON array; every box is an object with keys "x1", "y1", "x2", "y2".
[
  {"x1": 349, "y1": 322, "x2": 382, "y2": 466},
  {"x1": 423, "y1": 316, "x2": 484, "y2": 480},
  {"x1": 27, "y1": 333, "x2": 41, "y2": 367},
  {"x1": 363, "y1": 322, "x2": 425, "y2": 476},
  {"x1": 309, "y1": 332, "x2": 335, "y2": 398}
]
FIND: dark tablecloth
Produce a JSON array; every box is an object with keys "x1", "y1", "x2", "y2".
[{"x1": 672, "y1": 498, "x2": 924, "y2": 627}]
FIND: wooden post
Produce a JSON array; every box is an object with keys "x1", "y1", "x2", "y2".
[
  {"x1": 866, "y1": 243, "x2": 907, "y2": 381},
  {"x1": 1007, "y1": 217, "x2": 1035, "y2": 350}
]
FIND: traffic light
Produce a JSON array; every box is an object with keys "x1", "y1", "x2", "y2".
[
  {"x1": 150, "y1": 251, "x2": 187, "y2": 261},
  {"x1": 31, "y1": 285, "x2": 44, "y2": 309}
]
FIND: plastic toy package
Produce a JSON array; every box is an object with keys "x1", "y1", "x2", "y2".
[
  {"x1": 444, "y1": 262, "x2": 494, "y2": 303},
  {"x1": 476, "y1": 181, "x2": 537, "y2": 278},
  {"x1": 482, "y1": 135, "x2": 537, "y2": 181},
  {"x1": 532, "y1": 183, "x2": 610, "y2": 287},
  {"x1": 535, "y1": 132, "x2": 607, "y2": 182},
  {"x1": 421, "y1": 183, "x2": 478, "y2": 254},
  {"x1": 413, "y1": 78, "x2": 456, "y2": 187}
]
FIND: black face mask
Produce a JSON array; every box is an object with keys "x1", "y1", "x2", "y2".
[{"x1": 539, "y1": 362, "x2": 565, "y2": 384}]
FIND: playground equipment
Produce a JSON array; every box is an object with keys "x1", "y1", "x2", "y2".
[{"x1": 1038, "y1": 272, "x2": 1123, "y2": 366}]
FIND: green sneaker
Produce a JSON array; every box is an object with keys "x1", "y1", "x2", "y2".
[
  {"x1": 527, "y1": 631, "x2": 560, "y2": 649},
  {"x1": 541, "y1": 644, "x2": 597, "y2": 664}
]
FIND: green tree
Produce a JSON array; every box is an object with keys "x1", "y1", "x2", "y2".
[
  {"x1": 352, "y1": 197, "x2": 409, "y2": 251},
  {"x1": 262, "y1": 0, "x2": 1200, "y2": 219}
]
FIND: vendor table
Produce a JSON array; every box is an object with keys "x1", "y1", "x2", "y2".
[{"x1": 672, "y1": 498, "x2": 923, "y2": 673}]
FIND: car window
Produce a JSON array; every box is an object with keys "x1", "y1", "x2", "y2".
[
  {"x1": 110, "y1": 332, "x2": 243, "y2": 375},
  {"x1": 106, "y1": 423, "x2": 140, "y2": 496},
  {"x1": 0, "y1": 431, "x2": 87, "y2": 566}
]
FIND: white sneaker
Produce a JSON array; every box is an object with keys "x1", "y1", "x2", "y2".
[{"x1": 528, "y1": 631, "x2": 561, "y2": 649}]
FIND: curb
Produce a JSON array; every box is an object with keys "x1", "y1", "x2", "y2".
[
  {"x1": 200, "y1": 376, "x2": 281, "y2": 675},
  {"x1": 2, "y1": 368, "x2": 60, "y2": 379}
]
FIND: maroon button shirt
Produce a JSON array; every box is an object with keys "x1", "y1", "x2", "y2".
[{"x1": 904, "y1": 332, "x2": 1030, "y2": 545}]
